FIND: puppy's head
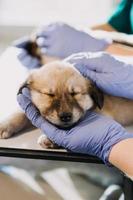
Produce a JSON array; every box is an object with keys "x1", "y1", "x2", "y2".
[{"x1": 22, "y1": 61, "x2": 103, "y2": 128}]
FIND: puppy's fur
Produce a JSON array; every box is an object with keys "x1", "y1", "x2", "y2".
[
  {"x1": 27, "y1": 61, "x2": 103, "y2": 127},
  {"x1": 0, "y1": 39, "x2": 133, "y2": 149}
]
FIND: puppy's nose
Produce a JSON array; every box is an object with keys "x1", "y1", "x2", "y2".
[{"x1": 59, "y1": 112, "x2": 72, "y2": 122}]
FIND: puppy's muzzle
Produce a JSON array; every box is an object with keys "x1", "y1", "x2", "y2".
[{"x1": 59, "y1": 112, "x2": 72, "y2": 123}]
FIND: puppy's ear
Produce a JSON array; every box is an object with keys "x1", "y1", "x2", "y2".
[
  {"x1": 25, "y1": 41, "x2": 41, "y2": 60},
  {"x1": 90, "y1": 84, "x2": 104, "y2": 109},
  {"x1": 17, "y1": 81, "x2": 28, "y2": 95},
  {"x1": 17, "y1": 76, "x2": 33, "y2": 95},
  {"x1": 25, "y1": 32, "x2": 41, "y2": 60}
]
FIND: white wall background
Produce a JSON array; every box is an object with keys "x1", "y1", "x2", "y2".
[{"x1": 0, "y1": 0, "x2": 116, "y2": 27}]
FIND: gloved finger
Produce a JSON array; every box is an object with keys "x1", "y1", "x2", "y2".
[
  {"x1": 36, "y1": 24, "x2": 53, "y2": 38},
  {"x1": 22, "y1": 56, "x2": 40, "y2": 68},
  {"x1": 76, "y1": 65, "x2": 97, "y2": 83},
  {"x1": 17, "y1": 49, "x2": 28, "y2": 60},
  {"x1": 21, "y1": 88, "x2": 31, "y2": 99},
  {"x1": 17, "y1": 94, "x2": 32, "y2": 111},
  {"x1": 17, "y1": 94, "x2": 44, "y2": 127},
  {"x1": 36, "y1": 37, "x2": 51, "y2": 47},
  {"x1": 26, "y1": 56, "x2": 41, "y2": 69},
  {"x1": 36, "y1": 22, "x2": 62, "y2": 37},
  {"x1": 39, "y1": 46, "x2": 54, "y2": 56},
  {"x1": 17, "y1": 91, "x2": 68, "y2": 146},
  {"x1": 82, "y1": 53, "x2": 123, "y2": 73},
  {"x1": 17, "y1": 48, "x2": 40, "y2": 65},
  {"x1": 65, "y1": 57, "x2": 98, "y2": 83},
  {"x1": 17, "y1": 93, "x2": 68, "y2": 144},
  {"x1": 40, "y1": 47, "x2": 48, "y2": 54},
  {"x1": 18, "y1": 52, "x2": 41, "y2": 69},
  {"x1": 13, "y1": 36, "x2": 31, "y2": 48},
  {"x1": 64, "y1": 52, "x2": 90, "y2": 63},
  {"x1": 40, "y1": 120, "x2": 67, "y2": 147},
  {"x1": 66, "y1": 52, "x2": 113, "y2": 73},
  {"x1": 36, "y1": 30, "x2": 50, "y2": 38}
]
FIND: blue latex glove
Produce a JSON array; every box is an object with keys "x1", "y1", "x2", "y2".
[
  {"x1": 65, "y1": 52, "x2": 133, "y2": 100},
  {"x1": 13, "y1": 36, "x2": 41, "y2": 69},
  {"x1": 17, "y1": 88, "x2": 133, "y2": 165},
  {"x1": 36, "y1": 22, "x2": 111, "y2": 58}
]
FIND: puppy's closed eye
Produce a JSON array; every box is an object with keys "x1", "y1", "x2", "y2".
[
  {"x1": 69, "y1": 87, "x2": 82, "y2": 97},
  {"x1": 44, "y1": 93, "x2": 55, "y2": 97},
  {"x1": 70, "y1": 91, "x2": 80, "y2": 96}
]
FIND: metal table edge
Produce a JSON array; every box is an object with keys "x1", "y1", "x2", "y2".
[{"x1": 0, "y1": 147, "x2": 103, "y2": 163}]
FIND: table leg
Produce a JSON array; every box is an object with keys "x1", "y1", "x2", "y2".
[{"x1": 123, "y1": 176, "x2": 133, "y2": 200}]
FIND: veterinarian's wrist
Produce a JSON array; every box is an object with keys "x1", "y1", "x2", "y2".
[
  {"x1": 109, "y1": 138, "x2": 133, "y2": 176},
  {"x1": 105, "y1": 43, "x2": 133, "y2": 56},
  {"x1": 102, "y1": 130, "x2": 133, "y2": 165}
]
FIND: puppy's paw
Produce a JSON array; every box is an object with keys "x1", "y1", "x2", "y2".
[
  {"x1": 0, "y1": 123, "x2": 13, "y2": 139},
  {"x1": 37, "y1": 135, "x2": 57, "y2": 149}
]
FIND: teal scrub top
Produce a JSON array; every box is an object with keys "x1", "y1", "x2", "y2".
[{"x1": 108, "y1": 0, "x2": 133, "y2": 34}]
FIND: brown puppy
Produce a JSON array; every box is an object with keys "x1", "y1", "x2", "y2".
[
  {"x1": 27, "y1": 61, "x2": 103, "y2": 127},
  {"x1": 0, "y1": 58, "x2": 133, "y2": 149},
  {"x1": 0, "y1": 60, "x2": 103, "y2": 148},
  {"x1": 22, "y1": 61, "x2": 133, "y2": 128},
  {"x1": 0, "y1": 38, "x2": 133, "y2": 149}
]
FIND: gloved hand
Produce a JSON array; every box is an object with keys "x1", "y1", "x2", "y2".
[
  {"x1": 13, "y1": 36, "x2": 41, "y2": 69},
  {"x1": 36, "y1": 22, "x2": 111, "y2": 58},
  {"x1": 65, "y1": 52, "x2": 133, "y2": 100},
  {"x1": 17, "y1": 87, "x2": 133, "y2": 165}
]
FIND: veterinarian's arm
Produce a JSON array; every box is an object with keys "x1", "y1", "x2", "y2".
[
  {"x1": 92, "y1": 26, "x2": 133, "y2": 56},
  {"x1": 109, "y1": 138, "x2": 133, "y2": 178},
  {"x1": 92, "y1": 23, "x2": 117, "y2": 32},
  {"x1": 66, "y1": 52, "x2": 133, "y2": 100},
  {"x1": 105, "y1": 43, "x2": 133, "y2": 56},
  {"x1": 17, "y1": 88, "x2": 133, "y2": 177}
]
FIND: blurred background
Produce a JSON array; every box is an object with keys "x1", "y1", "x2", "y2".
[
  {"x1": 0, "y1": 1, "x2": 124, "y2": 200},
  {"x1": 0, "y1": 0, "x2": 117, "y2": 27},
  {"x1": 0, "y1": 0, "x2": 119, "y2": 52}
]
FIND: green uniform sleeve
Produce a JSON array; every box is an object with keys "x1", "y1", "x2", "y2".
[{"x1": 108, "y1": 0, "x2": 133, "y2": 34}]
